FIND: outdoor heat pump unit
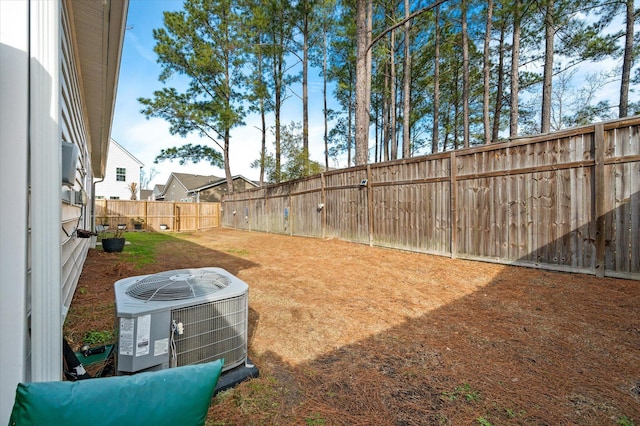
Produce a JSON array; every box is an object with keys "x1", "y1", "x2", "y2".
[{"x1": 114, "y1": 267, "x2": 249, "y2": 375}]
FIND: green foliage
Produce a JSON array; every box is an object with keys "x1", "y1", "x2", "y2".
[
  {"x1": 441, "y1": 383, "x2": 481, "y2": 402},
  {"x1": 476, "y1": 416, "x2": 493, "y2": 426},
  {"x1": 139, "y1": 0, "x2": 248, "y2": 179},
  {"x1": 305, "y1": 413, "x2": 326, "y2": 425},
  {"x1": 155, "y1": 144, "x2": 223, "y2": 167},
  {"x1": 83, "y1": 330, "x2": 114, "y2": 345},
  {"x1": 617, "y1": 415, "x2": 635, "y2": 426},
  {"x1": 252, "y1": 122, "x2": 324, "y2": 182}
]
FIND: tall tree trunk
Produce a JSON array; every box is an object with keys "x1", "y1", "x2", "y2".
[
  {"x1": 323, "y1": 30, "x2": 329, "y2": 171},
  {"x1": 390, "y1": 29, "x2": 397, "y2": 159},
  {"x1": 509, "y1": 0, "x2": 521, "y2": 138},
  {"x1": 619, "y1": 0, "x2": 633, "y2": 118},
  {"x1": 364, "y1": 0, "x2": 373, "y2": 158},
  {"x1": 260, "y1": 95, "x2": 266, "y2": 185},
  {"x1": 302, "y1": 10, "x2": 310, "y2": 173},
  {"x1": 541, "y1": 0, "x2": 554, "y2": 133},
  {"x1": 402, "y1": 0, "x2": 411, "y2": 158},
  {"x1": 384, "y1": 61, "x2": 390, "y2": 161},
  {"x1": 374, "y1": 104, "x2": 379, "y2": 162},
  {"x1": 354, "y1": 0, "x2": 370, "y2": 165},
  {"x1": 454, "y1": 62, "x2": 460, "y2": 150},
  {"x1": 223, "y1": 129, "x2": 234, "y2": 193},
  {"x1": 462, "y1": 0, "x2": 470, "y2": 148},
  {"x1": 492, "y1": 23, "x2": 505, "y2": 142},
  {"x1": 348, "y1": 68, "x2": 354, "y2": 166},
  {"x1": 274, "y1": 49, "x2": 282, "y2": 181},
  {"x1": 224, "y1": 50, "x2": 234, "y2": 193},
  {"x1": 432, "y1": 5, "x2": 440, "y2": 154},
  {"x1": 483, "y1": 0, "x2": 494, "y2": 144}
]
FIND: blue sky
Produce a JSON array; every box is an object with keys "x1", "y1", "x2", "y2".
[{"x1": 111, "y1": 0, "x2": 335, "y2": 189}]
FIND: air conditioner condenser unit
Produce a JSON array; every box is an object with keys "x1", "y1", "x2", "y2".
[{"x1": 114, "y1": 267, "x2": 250, "y2": 375}]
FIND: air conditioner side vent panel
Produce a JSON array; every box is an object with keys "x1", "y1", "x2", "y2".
[{"x1": 171, "y1": 294, "x2": 248, "y2": 372}]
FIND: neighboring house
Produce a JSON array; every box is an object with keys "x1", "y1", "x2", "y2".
[
  {"x1": 152, "y1": 184, "x2": 166, "y2": 201},
  {"x1": 95, "y1": 139, "x2": 143, "y2": 200},
  {"x1": 159, "y1": 172, "x2": 258, "y2": 202},
  {"x1": 140, "y1": 189, "x2": 153, "y2": 201},
  {"x1": 0, "y1": 0, "x2": 128, "y2": 423}
]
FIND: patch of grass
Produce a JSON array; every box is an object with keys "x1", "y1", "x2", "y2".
[
  {"x1": 503, "y1": 407, "x2": 527, "y2": 418},
  {"x1": 230, "y1": 377, "x2": 280, "y2": 414},
  {"x1": 477, "y1": 416, "x2": 493, "y2": 426},
  {"x1": 442, "y1": 383, "x2": 481, "y2": 402},
  {"x1": 119, "y1": 231, "x2": 173, "y2": 268},
  {"x1": 618, "y1": 415, "x2": 635, "y2": 426},
  {"x1": 305, "y1": 413, "x2": 326, "y2": 425},
  {"x1": 83, "y1": 329, "x2": 114, "y2": 345},
  {"x1": 226, "y1": 248, "x2": 250, "y2": 256}
]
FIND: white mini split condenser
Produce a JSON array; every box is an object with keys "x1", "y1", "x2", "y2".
[{"x1": 114, "y1": 267, "x2": 249, "y2": 375}]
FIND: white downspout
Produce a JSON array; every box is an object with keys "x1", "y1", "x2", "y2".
[
  {"x1": 91, "y1": 178, "x2": 105, "y2": 232},
  {"x1": 30, "y1": 0, "x2": 62, "y2": 382}
]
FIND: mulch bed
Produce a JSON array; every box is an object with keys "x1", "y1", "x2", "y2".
[{"x1": 64, "y1": 228, "x2": 640, "y2": 425}]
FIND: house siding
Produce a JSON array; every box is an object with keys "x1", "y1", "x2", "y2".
[
  {"x1": 60, "y1": 0, "x2": 91, "y2": 314},
  {"x1": 95, "y1": 140, "x2": 143, "y2": 200},
  {"x1": 162, "y1": 175, "x2": 190, "y2": 202}
]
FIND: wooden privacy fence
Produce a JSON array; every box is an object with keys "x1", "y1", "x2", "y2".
[
  {"x1": 95, "y1": 200, "x2": 221, "y2": 232},
  {"x1": 222, "y1": 116, "x2": 640, "y2": 280}
]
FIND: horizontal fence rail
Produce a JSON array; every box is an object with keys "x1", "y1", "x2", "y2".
[
  {"x1": 222, "y1": 116, "x2": 640, "y2": 280},
  {"x1": 95, "y1": 200, "x2": 221, "y2": 232}
]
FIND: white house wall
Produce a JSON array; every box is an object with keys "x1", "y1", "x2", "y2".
[
  {"x1": 0, "y1": 0, "x2": 124, "y2": 422},
  {"x1": 28, "y1": 0, "x2": 62, "y2": 390},
  {"x1": 95, "y1": 139, "x2": 143, "y2": 200},
  {"x1": 0, "y1": 0, "x2": 30, "y2": 421}
]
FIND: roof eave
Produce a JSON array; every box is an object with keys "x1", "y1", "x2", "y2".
[{"x1": 72, "y1": 0, "x2": 129, "y2": 179}]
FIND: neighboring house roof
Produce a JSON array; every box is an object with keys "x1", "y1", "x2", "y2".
[
  {"x1": 111, "y1": 139, "x2": 144, "y2": 167},
  {"x1": 191, "y1": 175, "x2": 259, "y2": 192},
  {"x1": 172, "y1": 172, "x2": 225, "y2": 191},
  {"x1": 158, "y1": 173, "x2": 258, "y2": 198}
]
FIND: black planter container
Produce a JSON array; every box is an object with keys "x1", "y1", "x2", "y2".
[{"x1": 102, "y1": 238, "x2": 125, "y2": 253}]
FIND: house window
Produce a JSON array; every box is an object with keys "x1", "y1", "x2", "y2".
[
  {"x1": 116, "y1": 167, "x2": 126, "y2": 181},
  {"x1": 110, "y1": 196, "x2": 120, "y2": 200},
  {"x1": 95, "y1": 196, "x2": 105, "y2": 200}
]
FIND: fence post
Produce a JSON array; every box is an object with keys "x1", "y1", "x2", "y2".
[
  {"x1": 288, "y1": 189, "x2": 293, "y2": 236},
  {"x1": 321, "y1": 173, "x2": 326, "y2": 239},
  {"x1": 450, "y1": 151, "x2": 458, "y2": 259},
  {"x1": 594, "y1": 123, "x2": 606, "y2": 277},
  {"x1": 367, "y1": 164, "x2": 373, "y2": 246}
]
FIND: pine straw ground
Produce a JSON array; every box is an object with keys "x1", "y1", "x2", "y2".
[{"x1": 64, "y1": 228, "x2": 640, "y2": 426}]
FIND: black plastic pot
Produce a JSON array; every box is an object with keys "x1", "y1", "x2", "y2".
[{"x1": 102, "y1": 238, "x2": 125, "y2": 253}]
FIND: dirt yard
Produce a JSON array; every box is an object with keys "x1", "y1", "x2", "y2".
[{"x1": 65, "y1": 228, "x2": 639, "y2": 425}]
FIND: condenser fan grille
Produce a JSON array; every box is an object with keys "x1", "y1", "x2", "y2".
[{"x1": 126, "y1": 269, "x2": 231, "y2": 301}]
